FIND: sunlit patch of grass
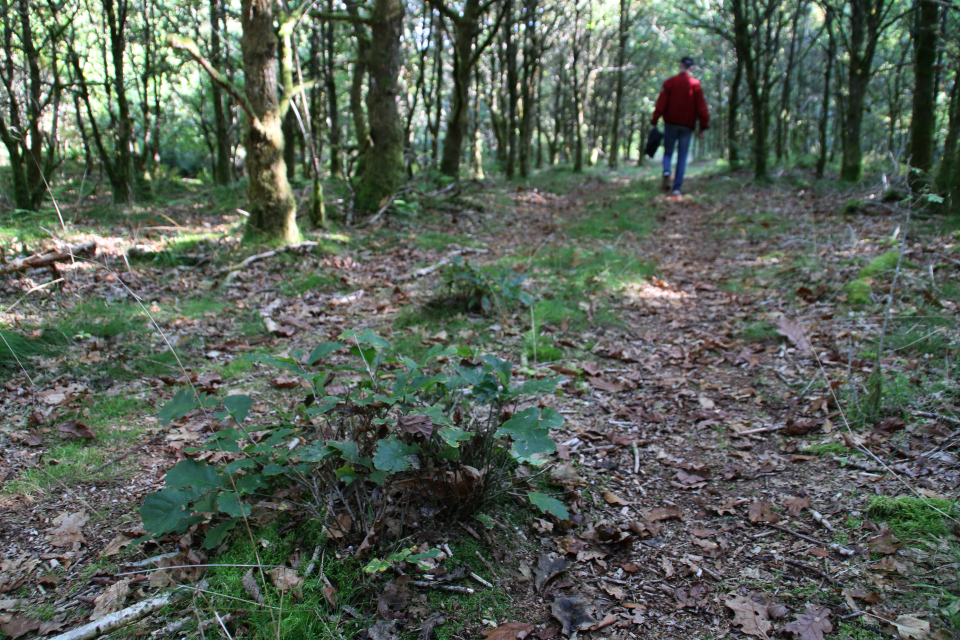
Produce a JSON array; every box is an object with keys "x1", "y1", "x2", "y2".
[
  {"x1": 803, "y1": 443, "x2": 850, "y2": 457},
  {"x1": 194, "y1": 519, "x2": 365, "y2": 640},
  {"x1": 867, "y1": 495, "x2": 958, "y2": 540},
  {"x1": 180, "y1": 299, "x2": 225, "y2": 318},
  {"x1": 279, "y1": 271, "x2": 340, "y2": 297},
  {"x1": 3, "y1": 442, "x2": 112, "y2": 497},
  {"x1": 86, "y1": 394, "x2": 150, "y2": 429},
  {"x1": 737, "y1": 320, "x2": 780, "y2": 343}
]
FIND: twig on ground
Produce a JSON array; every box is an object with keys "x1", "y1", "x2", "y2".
[
  {"x1": 0, "y1": 241, "x2": 96, "y2": 274},
  {"x1": 407, "y1": 581, "x2": 475, "y2": 595},
  {"x1": 632, "y1": 442, "x2": 640, "y2": 474},
  {"x1": 396, "y1": 247, "x2": 488, "y2": 282},
  {"x1": 811, "y1": 510, "x2": 835, "y2": 531},
  {"x1": 364, "y1": 196, "x2": 395, "y2": 227},
  {"x1": 474, "y1": 551, "x2": 497, "y2": 577},
  {"x1": 470, "y1": 572, "x2": 493, "y2": 588},
  {"x1": 220, "y1": 241, "x2": 319, "y2": 282}
]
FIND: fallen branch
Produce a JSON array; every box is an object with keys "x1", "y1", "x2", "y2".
[
  {"x1": 0, "y1": 241, "x2": 96, "y2": 274},
  {"x1": 221, "y1": 241, "x2": 319, "y2": 283},
  {"x1": 731, "y1": 424, "x2": 786, "y2": 436},
  {"x1": 784, "y1": 558, "x2": 842, "y2": 585},
  {"x1": 396, "y1": 248, "x2": 488, "y2": 282},
  {"x1": 407, "y1": 580, "x2": 475, "y2": 595},
  {"x1": 92, "y1": 435, "x2": 164, "y2": 473},
  {"x1": 364, "y1": 196, "x2": 395, "y2": 227},
  {"x1": 47, "y1": 587, "x2": 187, "y2": 640}
]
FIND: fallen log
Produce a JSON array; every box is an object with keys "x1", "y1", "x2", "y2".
[
  {"x1": 46, "y1": 586, "x2": 187, "y2": 640},
  {"x1": 0, "y1": 241, "x2": 96, "y2": 274}
]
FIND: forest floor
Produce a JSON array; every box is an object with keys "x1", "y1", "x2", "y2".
[{"x1": 1, "y1": 164, "x2": 959, "y2": 640}]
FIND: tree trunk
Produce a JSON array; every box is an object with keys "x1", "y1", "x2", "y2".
[
  {"x1": 356, "y1": 0, "x2": 405, "y2": 211},
  {"x1": 345, "y1": 0, "x2": 370, "y2": 176},
  {"x1": 608, "y1": 0, "x2": 627, "y2": 169},
  {"x1": 324, "y1": 0, "x2": 343, "y2": 178},
  {"x1": 209, "y1": 0, "x2": 232, "y2": 185},
  {"x1": 504, "y1": 0, "x2": 519, "y2": 178},
  {"x1": 518, "y1": 0, "x2": 537, "y2": 178},
  {"x1": 938, "y1": 74, "x2": 959, "y2": 197},
  {"x1": 816, "y1": 5, "x2": 835, "y2": 179},
  {"x1": 728, "y1": 54, "x2": 742, "y2": 167},
  {"x1": 103, "y1": 0, "x2": 134, "y2": 203},
  {"x1": 438, "y1": 4, "x2": 476, "y2": 177},
  {"x1": 908, "y1": 0, "x2": 939, "y2": 189},
  {"x1": 571, "y1": 0, "x2": 584, "y2": 173},
  {"x1": 240, "y1": 0, "x2": 297, "y2": 241}
]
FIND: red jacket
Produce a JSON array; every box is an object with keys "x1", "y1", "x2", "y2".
[{"x1": 651, "y1": 72, "x2": 710, "y2": 131}]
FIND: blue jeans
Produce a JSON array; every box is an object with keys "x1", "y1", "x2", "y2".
[{"x1": 662, "y1": 124, "x2": 693, "y2": 191}]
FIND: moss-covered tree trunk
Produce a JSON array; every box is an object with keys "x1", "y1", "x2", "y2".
[
  {"x1": 356, "y1": 0, "x2": 404, "y2": 211},
  {"x1": 816, "y1": 6, "x2": 835, "y2": 179},
  {"x1": 907, "y1": 0, "x2": 939, "y2": 190},
  {"x1": 240, "y1": 0, "x2": 298, "y2": 241},
  {"x1": 438, "y1": 4, "x2": 477, "y2": 178},
  {"x1": 209, "y1": 0, "x2": 233, "y2": 185}
]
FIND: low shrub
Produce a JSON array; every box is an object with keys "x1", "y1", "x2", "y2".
[{"x1": 139, "y1": 330, "x2": 567, "y2": 552}]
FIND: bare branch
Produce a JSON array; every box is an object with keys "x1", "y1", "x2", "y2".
[{"x1": 166, "y1": 34, "x2": 255, "y2": 119}]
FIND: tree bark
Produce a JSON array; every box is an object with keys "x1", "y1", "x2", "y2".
[
  {"x1": 210, "y1": 0, "x2": 232, "y2": 185},
  {"x1": 324, "y1": 0, "x2": 343, "y2": 178},
  {"x1": 239, "y1": 0, "x2": 298, "y2": 240},
  {"x1": 907, "y1": 0, "x2": 939, "y2": 189},
  {"x1": 103, "y1": 0, "x2": 134, "y2": 203},
  {"x1": 356, "y1": 0, "x2": 405, "y2": 211},
  {"x1": 816, "y1": 4, "x2": 835, "y2": 179},
  {"x1": 504, "y1": 0, "x2": 519, "y2": 178},
  {"x1": 728, "y1": 54, "x2": 743, "y2": 167},
  {"x1": 345, "y1": 0, "x2": 370, "y2": 176},
  {"x1": 608, "y1": 0, "x2": 627, "y2": 169}
]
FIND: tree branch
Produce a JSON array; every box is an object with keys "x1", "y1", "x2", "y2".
[
  {"x1": 165, "y1": 34, "x2": 255, "y2": 119},
  {"x1": 308, "y1": 10, "x2": 371, "y2": 23}
]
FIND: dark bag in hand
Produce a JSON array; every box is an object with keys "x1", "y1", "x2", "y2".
[{"x1": 645, "y1": 127, "x2": 663, "y2": 158}]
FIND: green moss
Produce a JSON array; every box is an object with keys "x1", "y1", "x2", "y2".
[
  {"x1": 867, "y1": 495, "x2": 958, "y2": 539},
  {"x1": 738, "y1": 320, "x2": 780, "y2": 343},
  {"x1": 803, "y1": 443, "x2": 850, "y2": 457},
  {"x1": 844, "y1": 279, "x2": 872, "y2": 305},
  {"x1": 859, "y1": 249, "x2": 913, "y2": 279}
]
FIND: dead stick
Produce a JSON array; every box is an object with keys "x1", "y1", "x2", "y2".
[
  {"x1": 407, "y1": 581, "x2": 474, "y2": 595},
  {"x1": 732, "y1": 425, "x2": 787, "y2": 436},
  {"x1": 767, "y1": 523, "x2": 822, "y2": 546},
  {"x1": 0, "y1": 241, "x2": 96, "y2": 274}
]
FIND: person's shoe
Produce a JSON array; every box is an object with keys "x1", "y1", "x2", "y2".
[
  {"x1": 671, "y1": 189, "x2": 682, "y2": 197},
  {"x1": 662, "y1": 172, "x2": 672, "y2": 192}
]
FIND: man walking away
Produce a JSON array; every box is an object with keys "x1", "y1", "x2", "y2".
[{"x1": 651, "y1": 56, "x2": 710, "y2": 196}]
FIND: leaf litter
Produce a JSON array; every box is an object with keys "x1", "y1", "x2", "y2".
[{"x1": 1, "y1": 173, "x2": 958, "y2": 638}]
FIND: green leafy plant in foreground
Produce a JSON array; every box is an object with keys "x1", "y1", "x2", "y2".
[{"x1": 140, "y1": 329, "x2": 567, "y2": 550}]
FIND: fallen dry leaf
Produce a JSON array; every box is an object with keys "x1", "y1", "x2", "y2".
[
  {"x1": 725, "y1": 592, "x2": 773, "y2": 638},
  {"x1": 784, "y1": 496, "x2": 811, "y2": 517},
  {"x1": 0, "y1": 555, "x2": 39, "y2": 594},
  {"x1": 550, "y1": 596, "x2": 595, "y2": 636},
  {"x1": 267, "y1": 567, "x2": 304, "y2": 597},
  {"x1": 0, "y1": 616, "x2": 40, "y2": 639},
  {"x1": 603, "y1": 491, "x2": 629, "y2": 505},
  {"x1": 776, "y1": 315, "x2": 813, "y2": 354},
  {"x1": 100, "y1": 534, "x2": 133, "y2": 558},
  {"x1": 90, "y1": 579, "x2": 131, "y2": 620},
  {"x1": 272, "y1": 374, "x2": 300, "y2": 389},
  {"x1": 47, "y1": 512, "x2": 89, "y2": 549},
  {"x1": 644, "y1": 505, "x2": 681, "y2": 521},
  {"x1": 241, "y1": 569, "x2": 264, "y2": 604},
  {"x1": 482, "y1": 622, "x2": 535, "y2": 640},
  {"x1": 398, "y1": 414, "x2": 433, "y2": 438},
  {"x1": 57, "y1": 419, "x2": 95, "y2": 439},
  {"x1": 748, "y1": 500, "x2": 782, "y2": 524},
  {"x1": 534, "y1": 553, "x2": 569, "y2": 592},
  {"x1": 782, "y1": 605, "x2": 832, "y2": 640},
  {"x1": 893, "y1": 616, "x2": 930, "y2": 640}
]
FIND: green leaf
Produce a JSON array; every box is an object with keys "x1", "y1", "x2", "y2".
[
  {"x1": 539, "y1": 406, "x2": 564, "y2": 430},
  {"x1": 217, "y1": 492, "x2": 252, "y2": 518},
  {"x1": 438, "y1": 426, "x2": 471, "y2": 448},
  {"x1": 141, "y1": 488, "x2": 195, "y2": 534},
  {"x1": 158, "y1": 389, "x2": 199, "y2": 426},
  {"x1": 496, "y1": 407, "x2": 557, "y2": 458},
  {"x1": 225, "y1": 458, "x2": 257, "y2": 474},
  {"x1": 203, "y1": 519, "x2": 239, "y2": 549},
  {"x1": 262, "y1": 463, "x2": 287, "y2": 476},
  {"x1": 514, "y1": 376, "x2": 561, "y2": 397},
  {"x1": 480, "y1": 354, "x2": 513, "y2": 385},
  {"x1": 373, "y1": 436, "x2": 421, "y2": 473},
  {"x1": 363, "y1": 558, "x2": 392, "y2": 574},
  {"x1": 165, "y1": 459, "x2": 224, "y2": 491},
  {"x1": 235, "y1": 474, "x2": 264, "y2": 493},
  {"x1": 475, "y1": 514, "x2": 494, "y2": 529},
  {"x1": 340, "y1": 329, "x2": 391, "y2": 349},
  {"x1": 335, "y1": 465, "x2": 358, "y2": 485},
  {"x1": 244, "y1": 353, "x2": 305, "y2": 375},
  {"x1": 328, "y1": 441, "x2": 362, "y2": 465},
  {"x1": 307, "y1": 342, "x2": 345, "y2": 365},
  {"x1": 223, "y1": 394, "x2": 253, "y2": 424},
  {"x1": 529, "y1": 492, "x2": 569, "y2": 520},
  {"x1": 407, "y1": 548, "x2": 442, "y2": 570}
]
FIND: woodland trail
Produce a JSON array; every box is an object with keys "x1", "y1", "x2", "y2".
[{"x1": 1, "y1": 167, "x2": 958, "y2": 639}]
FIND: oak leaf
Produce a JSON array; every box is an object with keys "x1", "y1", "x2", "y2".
[
  {"x1": 482, "y1": 622, "x2": 535, "y2": 640},
  {"x1": 782, "y1": 605, "x2": 832, "y2": 640},
  {"x1": 748, "y1": 500, "x2": 782, "y2": 524},
  {"x1": 784, "y1": 497, "x2": 811, "y2": 517},
  {"x1": 724, "y1": 592, "x2": 774, "y2": 637}
]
